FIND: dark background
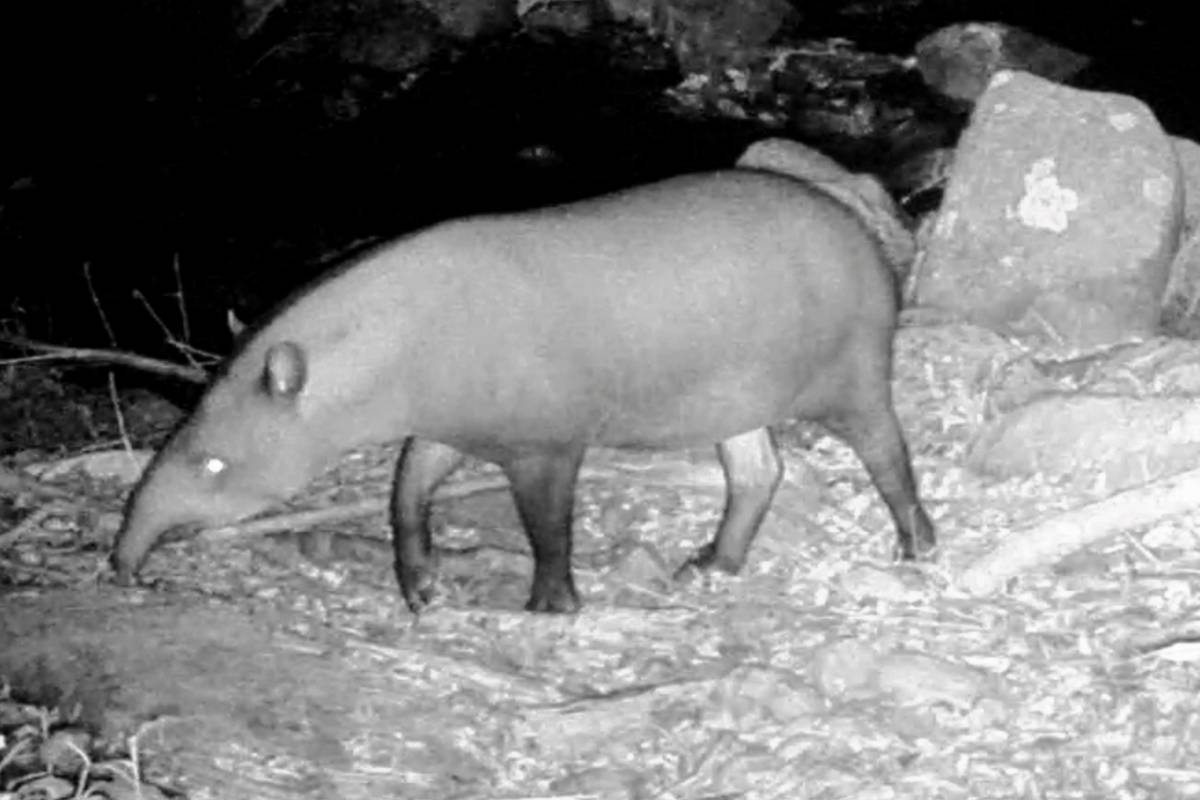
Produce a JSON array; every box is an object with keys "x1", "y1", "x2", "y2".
[{"x1": 0, "y1": 0, "x2": 1194, "y2": 357}]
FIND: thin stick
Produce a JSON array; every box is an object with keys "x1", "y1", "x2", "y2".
[
  {"x1": 958, "y1": 467, "x2": 1200, "y2": 595},
  {"x1": 0, "y1": 334, "x2": 205, "y2": 383},
  {"x1": 171, "y1": 251, "x2": 191, "y2": 345},
  {"x1": 83, "y1": 262, "x2": 118, "y2": 345}
]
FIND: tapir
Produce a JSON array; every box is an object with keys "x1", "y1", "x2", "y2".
[{"x1": 110, "y1": 169, "x2": 936, "y2": 613}]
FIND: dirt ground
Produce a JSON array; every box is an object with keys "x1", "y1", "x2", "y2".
[{"x1": 5, "y1": 325, "x2": 1200, "y2": 799}]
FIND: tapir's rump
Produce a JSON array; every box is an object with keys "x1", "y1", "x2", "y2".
[{"x1": 111, "y1": 168, "x2": 935, "y2": 610}]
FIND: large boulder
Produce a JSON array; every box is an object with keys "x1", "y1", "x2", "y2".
[{"x1": 913, "y1": 71, "x2": 1183, "y2": 353}]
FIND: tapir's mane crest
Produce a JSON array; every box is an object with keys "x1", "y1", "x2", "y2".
[{"x1": 213, "y1": 232, "x2": 425, "y2": 384}]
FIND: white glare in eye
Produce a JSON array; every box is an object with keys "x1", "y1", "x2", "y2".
[{"x1": 202, "y1": 457, "x2": 228, "y2": 477}]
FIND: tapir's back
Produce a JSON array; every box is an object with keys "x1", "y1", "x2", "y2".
[{"x1": 242, "y1": 169, "x2": 897, "y2": 450}]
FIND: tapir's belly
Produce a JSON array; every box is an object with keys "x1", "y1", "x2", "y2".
[
  {"x1": 408, "y1": 293, "x2": 855, "y2": 454},
  {"x1": 420, "y1": 364, "x2": 840, "y2": 459},
  {"x1": 594, "y1": 365, "x2": 831, "y2": 447}
]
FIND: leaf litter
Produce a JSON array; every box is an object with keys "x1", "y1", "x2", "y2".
[{"x1": 4, "y1": 325, "x2": 1200, "y2": 798}]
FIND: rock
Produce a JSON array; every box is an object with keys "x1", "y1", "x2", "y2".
[
  {"x1": 38, "y1": 728, "x2": 93, "y2": 773},
  {"x1": 1089, "y1": 338, "x2": 1200, "y2": 395},
  {"x1": 13, "y1": 775, "x2": 76, "y2": 800},
  {"x1": 335, "y1": 3, "x2": 446, "y2": 72},
  {"x1": 838, "y1": 564, "x2": 918, "y2": 603},
  {"x1": 1161, "y1": 232, "x2": 1200, "y2": 338},
  {"x1": 84, "y1": 779, "x2": 169, "y2": 800},
  {"x1": 967, "y1": 393, "x2": 1200, "y2": 492},
  {"x1": 810, "y1": 639, "x2": 878, "y2": 700},
  {"x1": 521, "y1": 0, "x2": 609, "y2": 36},
  {"x1": 610, "y1": 540, "x2": 673, "y2": 598},
  {"x1": 609, "y1": 0, "x2": 793, "y2": 75},
  {"x1": 1162, "y1": 137, "x2": 1200, "y2": 337},
  {"x1": 914, "y1": 22, "x2": 1090, "y2": 105},
  {"x1": 1172, "y1": 137, "x2": 1200, "y2": 237},
  {"x1": 713, "y1": 665, "x2": 824, "y2": 724},
  {"x1": 550, "y1": 765, "x2": 641, "y2": 797},
  {"x1": 913, "y1": 71, "x2": 1183, "y2": 354},
  {"x1": 887, "y1": 146, "x2": 955, "y2": 209},
  {"x1": 873, "y1": 652, "x2": 990, "y2": 709},
  {"x1": 425, "y1": 0, "x2": 517, "y2": 40}
]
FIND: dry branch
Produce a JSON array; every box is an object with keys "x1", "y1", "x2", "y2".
[
  {"x1": 0, "y1": 467, "x2": 76, "y2": 502},
  {"x1": 199, "y1": 454, "x2": 740, "y2": 543},
  {"x1": 199, "y1": 475, "x2": 514, "y2": 542},
  {"x1": 0, "y1": 334, "x2": 207, "y2": 383},
  {"x1": 958, "y1": 466, "x2": 1200, "y2": 595}
]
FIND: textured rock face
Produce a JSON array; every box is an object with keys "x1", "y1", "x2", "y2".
[{"x1": 913, "y1": 70, "x2": 1183, "y2": 353}]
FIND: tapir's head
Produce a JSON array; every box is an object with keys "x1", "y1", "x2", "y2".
[{"x1": 111, "y1": 341, "x2": 329, "y2": 582}]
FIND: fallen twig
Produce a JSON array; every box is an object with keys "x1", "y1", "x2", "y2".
[
  {"x1": 0, "y1": 467, "x2": 77, "y2": 502},
  {"x1": 958, "y1": 466, "x2": 1200, "y2": 595},
  {"x1": 201, "y1": 473, "x2": 576, "y2": 542},
  {"x1": 0, "y1": 334, "x2": 207, "y2": 384},
  {"x1": 199, "y1": 455, "x2": 742, "y2": 543},
  {"x1": 0, "y1": 506, "x2": 59, "y2": 547}
]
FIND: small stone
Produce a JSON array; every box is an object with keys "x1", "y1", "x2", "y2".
[
  {"x1": 716, "y1": 666, "x2": 824, "y2": 724},
  {"x1": 550, "y1": 766, "x2": 639, "y2": 797},
  {"x1": 611, "y1": 541, "x2": 673, "y2": 594},
  {"x1": 39, "y1": 728, "x2": 93, "y2": 773},
  {"x1": 874, "y1": 652, "x2": 989, "y2": 709},
  {"x1": 839, "y1": 565, "x2": 916, "y2": 603},
  {"x1": 14, "y1": 775, "x2": 75, "y2": 800},
  {"x1": 85, "y1": 777, "x2": 169, "y2": 800},
  {"x1": 811, "y1": 639, "x2": 879, "y2": 700}
]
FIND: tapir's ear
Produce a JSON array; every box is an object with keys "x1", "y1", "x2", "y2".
[
  {"x1": 262, "y1": 341, "x2": 308, "y2": 398},
  {"x1": 226, "y1": 309, "x2": 247, "y2": 339}
]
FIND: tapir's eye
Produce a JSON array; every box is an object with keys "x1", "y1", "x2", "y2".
[{"x1": 201, "y1": 456, "x2": 229, "y2": 478}]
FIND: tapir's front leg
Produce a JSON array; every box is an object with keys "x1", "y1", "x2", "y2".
[
  {"x1": 678, "y1": 427, "x2": 783, "y2": 577},
  {"x1": 391, "y1": 437, "x2": 466, "y2": 613},
  {"x1": 500, "y1": 444, "x2": 588, "y2": 613}
]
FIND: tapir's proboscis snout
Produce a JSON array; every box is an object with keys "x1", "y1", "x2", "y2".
[
  {"x1": 112, "y1": 339, "x2": 337, "y2": 582},
  {"x1": 111, "y1": 439, "x2": 297, "y2": 584},
  {"x1": 111, "y1": 168, "x2": 936, "y2": 612}
]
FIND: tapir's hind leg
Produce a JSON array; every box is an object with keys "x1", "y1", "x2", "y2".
[
  {"x1": 677, "y1": 427, "x2": 783, "y2": 578},
  {"x1": 392, "y1": 437, "x2": 467, "y2": 613},
  {"x1": 823, "y1": 348, "x2": 937, "y2": 560},
  {"x1": 500, "y1": 444, "x2": 587, "y2": 613}
]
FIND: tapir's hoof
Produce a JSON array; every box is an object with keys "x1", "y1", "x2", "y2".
[
  {"x1": 112, "y1": 568, "x2": 138, "y2": 587},
  {"x1": 893, "y1": 540, "x2": 938, "y2": 562},
  {"x1": 525, "y1": 579, "x2": 581, "y2": 614},
  {"x1": 109, "y1": 554, "x2": 139, "y2": 587},
  {"x1": 672, "y1": 557, "x2": 703, "y2": 584},
  {"x1": 893, "y1": 524, "x2": 938, "y2": 562},
  {"x1": 892, "y1": 507, "x2": 938, "y2": 562},
  {"x1": 398, "y1": 565, "x2": 439, "y2": 614},
  {"x1": 673, "y1": 542, "x2": 743, "y2": 582}
]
